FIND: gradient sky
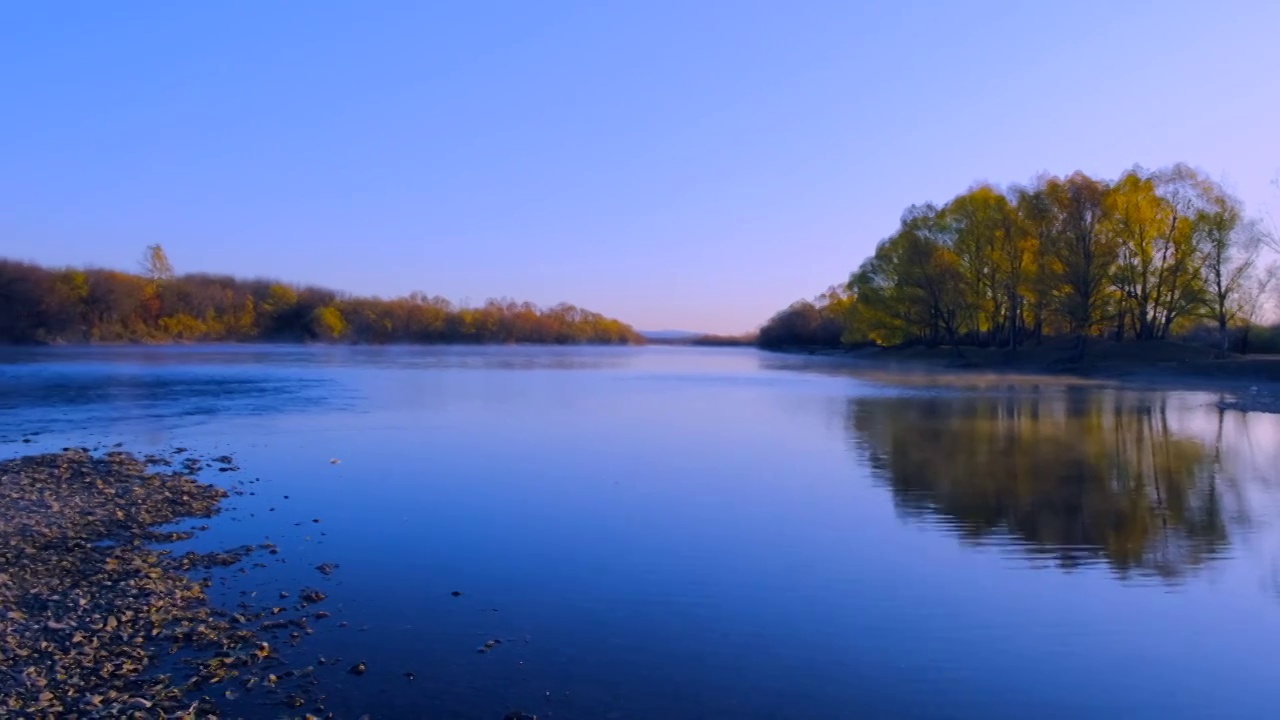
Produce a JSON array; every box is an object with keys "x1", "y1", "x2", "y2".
[{"x1": 3, "y1": 1, "x2": 1277, "y2": 333}]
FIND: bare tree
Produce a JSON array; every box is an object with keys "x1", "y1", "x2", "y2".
[
  {"x1": 1199, "y1": 192, "x2": 1268, "y2": 356},
  {"x1": 139, "y1": 244, "x2": 175, "y2": 282},
  {"x1": 1231, "y1": 262, "x2": 1278, "y2": 354}
]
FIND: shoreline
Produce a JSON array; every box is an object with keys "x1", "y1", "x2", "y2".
[
  {"x1": 1, "y1": 337, "x2": 646, "y2": 348},
  {"x1": 0, "y1": 449, "x2": 331, "y2": 718},
  {"x1": 764, "y1": 343, "x2": 1280, "y2": 413}
]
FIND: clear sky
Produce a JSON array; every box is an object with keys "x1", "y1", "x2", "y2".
[{"x1": 2, "y1": 1, "x2": 1277, "y2": 333}]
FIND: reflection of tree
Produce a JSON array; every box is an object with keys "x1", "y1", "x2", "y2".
[{"x1": 848, "y1": 390, "x2": 1228, "y2": 579}]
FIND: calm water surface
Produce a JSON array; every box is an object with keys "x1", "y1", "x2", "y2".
[{"x1": 2, "y1": 345, "x2": 1279, "y2": 719}]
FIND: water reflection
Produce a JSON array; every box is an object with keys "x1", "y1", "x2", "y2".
[{"x1": 847, "y1": 389, "x2": 1231, "y2": 580}]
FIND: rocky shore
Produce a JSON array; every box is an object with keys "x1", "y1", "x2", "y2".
[{"x1": 0, "y1": 450, "x2": 323, "y2": 719}]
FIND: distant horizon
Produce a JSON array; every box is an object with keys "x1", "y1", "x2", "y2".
[{"x1": 4, "y1": 2, "x2": 1278, "y2": 334}]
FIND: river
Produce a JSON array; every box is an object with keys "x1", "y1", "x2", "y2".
[{"x1": 2, "y1": 345, "x2": 1278, "y2": 719}]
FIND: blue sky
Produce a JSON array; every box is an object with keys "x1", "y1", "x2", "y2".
[{"x1": 2, "y1": 1, "x2": 1277, "y2": 333}]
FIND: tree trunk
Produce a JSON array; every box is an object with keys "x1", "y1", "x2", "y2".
[
  {"x1": 1073, "y1": 333, "x2": 1088, "y2": 363},
  {"x1": 1008, "y1": 292, "x2": 1019, "y2": 352}
]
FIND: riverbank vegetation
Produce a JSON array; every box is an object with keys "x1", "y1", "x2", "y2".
[
  {"x1": 761, "y1": 163, "x2": 1278, "y2": 356},
  {"x1": 0, "y1": 247, "x2": 642, "y2": 345}
]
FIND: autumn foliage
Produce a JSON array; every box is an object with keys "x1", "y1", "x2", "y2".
[
  {"x1": 761, "y1": 164, "x2": 1275, "y2": 353},
  {"x1": 0, "y1": 249, "x2": 642, "y2": 345}
]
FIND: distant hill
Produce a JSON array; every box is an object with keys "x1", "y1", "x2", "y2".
[
  {"x1": 642, "y1": 330, "x2": 757, "y2": 347},
  {"x1": 640, "y1": 330, "x2": 703, "y2": 341}
]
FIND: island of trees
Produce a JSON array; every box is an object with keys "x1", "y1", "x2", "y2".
[
  {"x1": 760, "y1": 163, "x2": 1278, "y2": 357},
  {"x1": 0, "y1": 247, "x2": 642, "y2": 345}
]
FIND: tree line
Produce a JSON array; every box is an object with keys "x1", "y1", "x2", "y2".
[
  {"x1": 760, "y1": 163, "x2": 1277, "y2": 354},
  {"x1": 0, "y1": 247, "x2": 643, "y2": 345}
]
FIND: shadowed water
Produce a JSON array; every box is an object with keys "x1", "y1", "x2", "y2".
[{"x1": 2, "y1": 345, "x2": 1279, "y2": 719}]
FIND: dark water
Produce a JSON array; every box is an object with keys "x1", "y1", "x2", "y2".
[{"x1": 2, "y1": 345, "x2": 1279, "y2": 719}]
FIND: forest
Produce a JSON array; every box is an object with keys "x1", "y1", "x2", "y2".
[
  {"x1": 0, "y1": 247, "x2": 642, "y2": 345},
  {"x1": 760, "y1": 163, "x2": 1278, "y2": 355}
]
